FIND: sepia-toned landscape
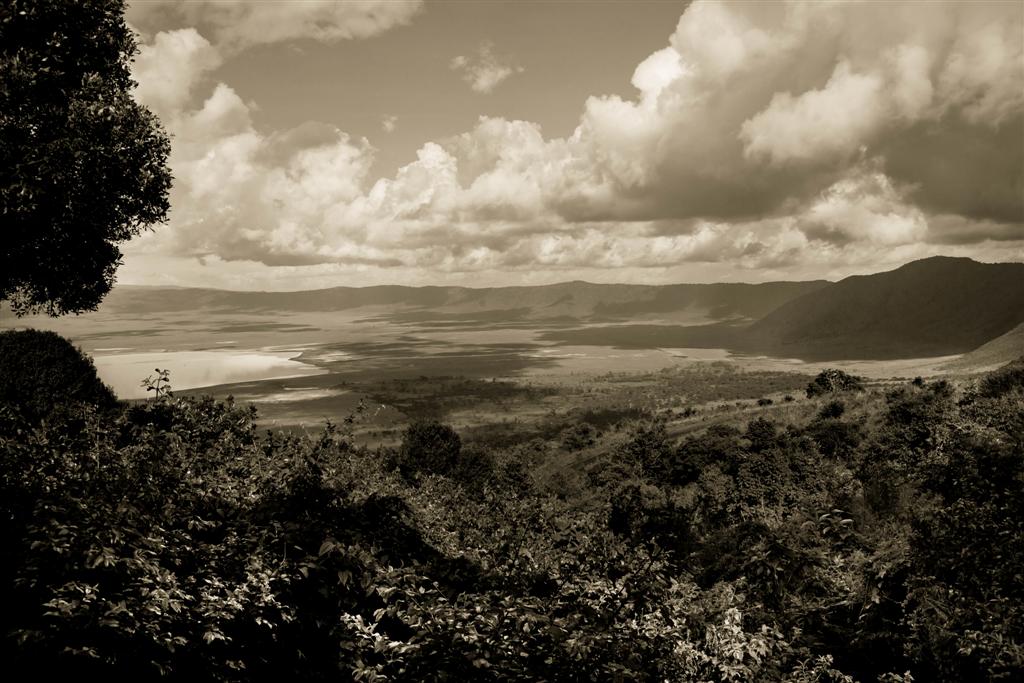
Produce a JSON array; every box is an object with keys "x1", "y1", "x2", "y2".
[
  {"x1": 2, "y1": 1, "x2": 1023, "y2": 681},
  {"x1": 6, "y1": 255, "x2": 1023, "y2": 441}
]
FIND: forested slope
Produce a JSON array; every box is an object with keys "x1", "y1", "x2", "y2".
[{"x1": 2, "y1": 337, "x2": 1022, "y2": 681}]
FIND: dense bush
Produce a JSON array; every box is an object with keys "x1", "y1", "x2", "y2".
[
  {"x1": 392, "y1": 419, "x2": 497, "y2": 487},
  {"x1": 976, "y1": 357, "x2": 1024, "y2": 398},
  {"x1": 561, "y1": 422, "x2": 598, "y2": 451},
  {"x1": 1, "y1": 359, "x2": 1021, "y2": 681},
  {"x1": 577, "y1": 405, "x2": 651, "y2": 430},
  {"x1": 0, "y1": 329, "x2": 117, "y2": 423},
  {"x1": 961, "y1": 357, "x2": 1024, "y2": 449},
  {"x1": 806, "y1": 369, "x2": 864, "y2": 398}
]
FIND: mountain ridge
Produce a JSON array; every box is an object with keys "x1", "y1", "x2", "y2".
[
  {"x1": 744, "y1": 256, "x2": 1024, "y2": 360},
  {"x1": 6, "y1": 257, "x2": 1023, "y2": 362},
  {"x1": 94, "y1": 279, "x2": 833, "y2": 323}
]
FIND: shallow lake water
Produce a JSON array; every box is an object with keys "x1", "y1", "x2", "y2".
[{"x1": 93, "y1": 349, "x2": 325, "y2": 399}]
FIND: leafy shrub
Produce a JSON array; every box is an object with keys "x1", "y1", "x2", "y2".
[
  {"x1": 746, "y1": 417, "x2": 778, "y2": 452},
  {"x1": 394, "y1": 420, "x2": 463, "y2": 479},
  {"x1": 960, "y1": 359, "x2": 1024, "y2": 449},
  {"x1": 976, "y1": 357, "x2": 1024, "y2": 398},
  {"x1": 904, "y1": 432, "x2": 1024, "y2": 680},
  {"x1": 578, "y1": 405, "x2": 650, "y2": 430},
  {"x1": 561, "y1": 422, "x2": 597, "y2": 451},
  {"x1": 669, "y1": 424, "x2": 744, "y2": 485},
  {"x1": 806, "y1": 369, "x2": 864, "y2": 398},
  {"x1": 0, "y1": 329, "x2": 116, "y2": 423},
  {"x1": 617, "y1": 420, "x2": 672, "y2": 477},
  {"x1": 879, "y1": 379, "x2": 954, "y2": 455},
  {"x1": 446, "y1": 444, "x2": 496, "y2": 490},
  {"x1": 818, "y1": 400, "x2": 846, "y2": 419},
  {"x1": 806, "y1": 419, "x2": 861, "y2": 459}
]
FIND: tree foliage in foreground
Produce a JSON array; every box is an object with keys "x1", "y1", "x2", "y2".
[
  {"x1": 0, "y1": 0, "x2": 171, "y2": 315},
  {"x1": 0, "y1": 329, "x2": 116, "y2": 424},
  {"x1": 0, "y1": 357, "x2": 1022, "y2": 681}
]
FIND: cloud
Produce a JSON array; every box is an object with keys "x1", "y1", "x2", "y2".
[
  {"x1": 560, "y1": 0, "x2": 1022, "y2": 225},
  {"x1": 128, "y1": 0, "x2": 1023, "y2": 285},
  {"x1": 937, "y1": 16, "x2": 1024, "y2": 126},
  {"x1": 132, "y1": 28, "x2": 222, "y2": 118},
  {"x1": 796, "y1": 163, "x2": 928, "y2": 247},
  {"x1": 741, "y1": 60, "x2": 886, "y2": 164},
  {"x1": 381, "y1": 115, "x2": 398, "y2": 133},
  {"x1": 450, "y1": 42, "x2": 524, "y2": 93},
  {"x1": 134, "y1": 95, "x2": 380, "y2": 267},
  {"x1": 924, "y1": 215, "x2": 1024, "y2": 246},
  {"x1": 128, "y1": 0, "x2": 423, "y2": 54}
]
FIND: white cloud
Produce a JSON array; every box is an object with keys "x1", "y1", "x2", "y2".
[
  {"x1": 450, "y1": 42, "x2": 524, "y2": 93},
  {"x1": 937, "y1": 19, "x2": 1024, "y2": 125},
  {"x1": 668, "y1": 0, "x2": 778, "y2": 83},
  {"x1": 381, "y1": 115, "x2": 398, "y2": 133},
  {"x1": 563, "y1": 0, "x2": 1023, "y2": 221},
  {"x1": 741, "y1": 61, "x2": 885, "y2": 164},
  {"x1": 128, "y1": 0, "x2": 423, "y2": 54},
  {"x1": 132, "y1": 28, "x2": 222, "y2": 120},
  {"x1": 127, "y1": 0, "x2": 1024, "y2": 286},
  {"x1": 797, "y1": 165, "x2": 928, "y2": 246}
]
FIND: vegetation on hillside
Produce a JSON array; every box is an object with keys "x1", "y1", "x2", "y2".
[
  {"x1": 1, "y1": 340, "x2": 1021, "y2": 681},
  {"x1": 1, "y1": 3, "x2": 1020, "y2": 680}
]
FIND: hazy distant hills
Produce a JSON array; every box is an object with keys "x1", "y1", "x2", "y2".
[
  {"x1": 100, "y1": 280, "x2": 829, "y2": 325},
  {"x1": 744, "y1": 257, "x2": 1024, "y2": 360},
  {"x1": 39, "y1": 256, "x2": 1023, "y2": 362}
]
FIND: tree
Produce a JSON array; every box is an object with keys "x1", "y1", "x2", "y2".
[
  {"x1": 806, "y1": 369, "x2": 864, "y2": 398},
  {"x1": 1, "y1": 0, "x2": 171, "y2": 316},
  {"x1": 745, "y1": 416, "x2": 778, "y2": 452},
  {"x1": 0, "y1": 329, "x2": 116, "y2": 423},
  {"x1": 395, "y1": 420, "x2": 463, "y2": 478}
]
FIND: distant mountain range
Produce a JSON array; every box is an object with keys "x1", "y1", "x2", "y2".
[
  {"x1": 31, "y1": 256, "x2": 1024, "y2": 363},
  {"x1": 744, "y1": 257, "x2": 1024, "y2": 360},
  {"x1": 98, "y1": 279, "x2": 830, "y2": 325}
]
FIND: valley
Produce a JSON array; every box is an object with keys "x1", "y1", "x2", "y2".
[{"x1": 3, "y1": 257, "x2": 1017, "y2": 441}]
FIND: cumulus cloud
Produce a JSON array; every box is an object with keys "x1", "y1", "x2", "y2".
[
  {"x1": 132, "y1": 28, "x2": 222, "y2": 118},
  {"x1": 128, "y1": 4, "x2": 408, "y2": 268},
  {"x1": 129, "y1": 0, "x2": 1023, "y2": 284},
  {"x1": 937, "y1": 16, "x2": 1024, "y2": 125},
  {"x1": 131, "y1": 85, "x2": 380, "y2": 267},
  {"x1": 741, "y1": 60, "x2": 885, "y2": 164},
  {"x1": 381, "y1": 115, "x2": 398, "y2": 133},
  {"x1": 450, "y1": 42, "x2": 525, "y2": 93},
  {"x1": 796, "y1": 164, "x2": 928, "y2": 247},
  {"x1": 568, "y1": 0, "x2": 1022, "y2": 224},
  {"x1": 128, "y1": 0, "x2": 423, "y2": 53}
]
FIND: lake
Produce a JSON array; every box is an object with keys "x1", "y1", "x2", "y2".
[{"x1": 92, "y1": 349, "x2": 325, "y2": 399}]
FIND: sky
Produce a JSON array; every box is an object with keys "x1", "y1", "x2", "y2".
[{"x1": 121, "y1": 0, "x2": 1024, "y2": 290}]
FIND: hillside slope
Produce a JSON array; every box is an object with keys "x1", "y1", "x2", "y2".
[
  {"x1": 745, "y1": 257, "x2": 1024, "y2": 360},
  {"x1": 941, "y1": 322, "x2": 1024, "y2": 370}
]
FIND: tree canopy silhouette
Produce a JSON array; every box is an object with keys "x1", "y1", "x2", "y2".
[
  {"x1": 0, "y1": 329, "x2": 116, "y2": 424},
  {"x1": 0, "y1": 0, "x2": 171, "y2": 316}
]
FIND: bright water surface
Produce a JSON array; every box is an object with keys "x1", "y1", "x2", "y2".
[{"x1": 92, "y1": 350, "x2": 324, "y2": 399}]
